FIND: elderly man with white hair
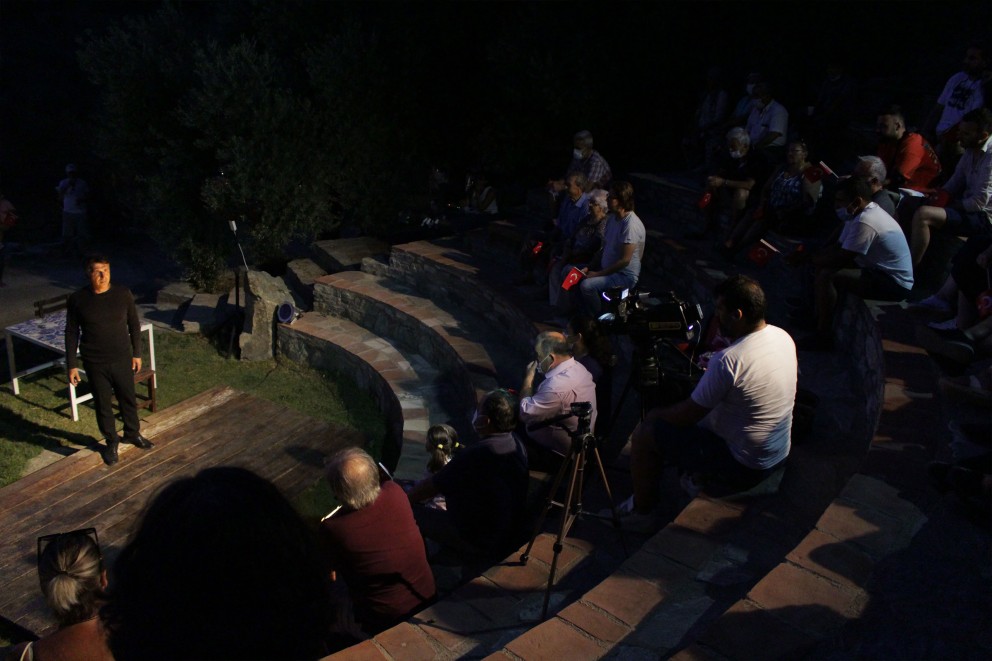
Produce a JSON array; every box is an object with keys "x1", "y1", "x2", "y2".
[
  {"x1": 549, "y1": 130, "x2": 613, "y2": 193},
  {"x1": 549, "y1": 188, "x2": 609, "y2": 309},
  {"x1": 852, "y1": 155, "x2": 899, "y2": 218},
  {"x1": 320, "y1": 447, "x2": 436, "y2": 634}
]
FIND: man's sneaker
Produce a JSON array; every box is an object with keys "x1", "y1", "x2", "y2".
[
  {"x1": 912, "y1": 294, "x2": 953, "y2": 313},
  {"x1": 601, "y1": 495, "x2": 657, "y2": 534},
  {"x1": 680, "y1": 472, "x2": 703, "y2": 498},
  {"x1": 927, "y1": 318, "x2": 958, "y2": 331}
]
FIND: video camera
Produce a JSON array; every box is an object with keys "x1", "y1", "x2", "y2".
[{"x1": 597, "y1": 287, "x2": 703, "y2": 344}]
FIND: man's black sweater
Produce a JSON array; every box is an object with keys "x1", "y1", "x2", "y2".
[{"x1": 65, "y1": 285, "x2": 141, "y2": 369}]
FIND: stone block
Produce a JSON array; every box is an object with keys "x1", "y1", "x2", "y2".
[
  {"x1": 372, "y1": 623, "x2": 438, "y2": 661},
  {"x1": 321, "y1": 639, "x2": 387, "y2": 660},
  {"x1": 814, "y1": 499, "x2": 921, "y2": 559},
  {"x1": 180, "y1": 293, "x2": 222, "y2": 334},
  {"x1": 239, "y1": 269, "x2": 296, "y2": 361},
  {"x1": 672, "y1": 497, "x2": 746, "y2": 538},
  {"x1": 313, "y1": 236, "x2": 389, "y2": 272},
  {"x1": 504, "y1": 617, "x2": 607, "y2": 660},
  {"x1": 156, "y1": 281, "x2": 197, "y2": 306},
  {"x1": 699, "y1": 600, "x2": 818, "y2": 660},
  {"x1": 746, "y1": 562, "x2": 869, "y2": 635},
  {"x1": 581, "y1": 572, "x2": 666, "y2": 627},
  {"x1": 558, "y1": 602, "x2": 630, "y2": 644},
  {"x1": 786, "y1": 529, "x2": 875, "y2": 591},
  {"x1": 284, "y1": 257, "x2": 326, "y2": 306}
]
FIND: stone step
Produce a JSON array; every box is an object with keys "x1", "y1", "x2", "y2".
[
  {"x1": 277, "y1": 313, "x2": 435, "y2": 480},
  {"x1": 313, "y1": 270, "x2": 502, "y2": 411},
  {"x1": 312, "y1": 236, "x2": 390, "y2": 273}
]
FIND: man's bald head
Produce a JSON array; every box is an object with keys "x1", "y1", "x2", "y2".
[{"x1": 324, "y1": 447, "x2": 381, "y2": 510}]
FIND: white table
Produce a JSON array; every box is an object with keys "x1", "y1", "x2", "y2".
[{"x1": 5, "y1": 310, "x2": 156, "y2": 421}]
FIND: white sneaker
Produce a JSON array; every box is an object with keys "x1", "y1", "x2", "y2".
[
  {"x1": 913, "y1": 295, "x2": 953, "y2": 313},
  {"x1": 600, "y1": 495, "x2": 657, "y2": 534},
  {"x1": 928, "y1": 318, "x2": 958, "y2": 331}
]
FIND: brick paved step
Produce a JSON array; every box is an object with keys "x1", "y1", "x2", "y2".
[
  {"x1": 277, "y1": 313, "x2": 437, "y2": 480},
  {"x1": 313, "y1": 270, "x2": 502, "y2": 414}
]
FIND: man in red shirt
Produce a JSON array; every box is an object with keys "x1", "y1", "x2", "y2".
[
  {"x1": 876, "y1": 105, "x2": 942, "y2": 193},
  {"x1": 320, "y1": 448, "x2": 436, "y2": 635}
]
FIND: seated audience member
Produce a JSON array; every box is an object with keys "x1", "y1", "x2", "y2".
[
  {"x1": 549, "y1": 130, "x2": 612, "y2": 193},
  {"x1": 461, "y1": 172, "x2": 498, "y2": 215},
  {"x1": 910, "y1": 107, "x2": 992, "y2": 268},
  {"x1": 725, "y1": 71, "x2": 763, "y2": 128},
  {"x1": 688, "y1": 127, "x2": 770, "y2": 239},
  {"x1": 549, "y1": 188, "x2": 607, "y2": 309},
  {"x1": 320, "y1": 447, "x2": 436, "y2": 635},
  {"x1": 617, "y1": 276, "x2": 797, "y2": 532},
  {"x1": 7, "y1": 528, "x2": 112, "y2": 661},
  {"x1": 683, "y1": 66, "x2": 729, "y2": 169},
  {"x1": 408, "y1": 389, "x2": 529, "y2": 566},
  {"x1": 917, "y1": 238, "x2": 992, "y2": 364},
  {"x1": 923, "y1": 41, "x2": 989, "y2": 165},
  {"x1": 579, "y1": 181, "x2": 646, "y2": 316},
  {"x1": 102, "y1": 467, "x2": 334, "y2": 660},
  {"x1": 745, "y1": 82, "x2": 789, "y2": 165},
  {"x1": 722, "y1": 140, "x2": 822, "y2": 256},
  {"x1": 425, "y1": 423, "x2": 461, "y2": 476},
  {"x1": 852, "y1": 155, "x2": 899, "y2": 218},
  {"x1": 518, "y1": 331, "x2": 598, "y2": 468},
  {"x1": 807, "y1": 60, "x2": 858, "y2": 166},
  {"x1": 567, "y1": 315, "x2": 616, "y2": 434},
  {"x1": 802, "y1": 177, "x2": 914, "y2": 350},
  {"x1": 876, "y1": 105, "x2": 942, "y2": 192},
  {"x1": 519, "y1": 173, "x2": 590, "y2": 285}
]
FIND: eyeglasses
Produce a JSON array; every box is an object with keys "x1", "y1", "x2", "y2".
[{"x1": 37, "y1": 527, "x2": 101, "y2": 573}]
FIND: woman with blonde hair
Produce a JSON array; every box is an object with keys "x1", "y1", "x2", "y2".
[{"x1": 7, "y1": 528, "x2": 113, "y2": 661}]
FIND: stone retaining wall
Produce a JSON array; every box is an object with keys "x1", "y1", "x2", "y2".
[{"x1": 388, "y1": 241, "x2": 540, "y2": 358}]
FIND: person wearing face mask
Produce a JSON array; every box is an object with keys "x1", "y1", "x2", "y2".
[
  {"x1": 548, "y1": 130, "x2": 613, "y2": 194},
  {"x1": 518, "y1": 331, "x2": 598, "y2": 471},
  {"x1": 745, "y1": 82, "x2": 789, "y2": 165},
  {"x1": 800, "y1": 176, "x2": 913, "y2": 351},
  {"x1": 407, "y1": 389, "x2": 529, "y2": 568},
  {"x1": 687, "y1": 127, "x2": 770, "y2": 239}
]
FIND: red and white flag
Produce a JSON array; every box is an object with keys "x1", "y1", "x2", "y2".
[{"x1": 561, "y1": 267, "x2": 585, "y2": 291}]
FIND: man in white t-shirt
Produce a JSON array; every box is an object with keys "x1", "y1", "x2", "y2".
[
  {"x1": 578, "y1": 180, "x2": 646, "y2": 315},
  {"x1": 802, "y1": 176, "x2": 914, "y2": 351},
  {"x1": 745, "y1": 82, "x2": 789, "y2": 164},
  {"x1": 924, "y1": 42, "x2": 988, "y2": 158},
  {"x1": 616, "y1": 275, "x2": 797, "y2": 532}
]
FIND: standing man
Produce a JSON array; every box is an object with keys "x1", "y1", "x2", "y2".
[
  {"x1": 923, "y1": 42, "x2": 989, "y2": 163},
  {"x1": 66, "y1": 255, "x2": 153, "y2": 465},
  {"x1": 579, "y1": 181, "x2": 646, "y2": 316},
  {"x1": 56, "y1": 164, "x2": 90, "y2": 257},
  {"x1": 745, "y1": 82, "x2": 789, "y2": 165}
]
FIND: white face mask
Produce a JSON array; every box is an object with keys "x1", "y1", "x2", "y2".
[
  {"x1": 746, "y1": 83, "x2": 756, "y2": 95},
  {"x1": 573, "y1": 148, "x2": 585, "y2": 159},
  {"x1": 729, "y1": 149, "x2": 744, "y2": 159},
  {"x1": 536, "y1": 353, "x2": 554, "y2": 375},
  {"x1": 835, "y1": 207, "x2": 854, "y2": 222}
]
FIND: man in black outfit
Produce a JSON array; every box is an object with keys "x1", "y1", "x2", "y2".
[{"x1": 66, "y1": 255, "x2": 153, "y2": 465}]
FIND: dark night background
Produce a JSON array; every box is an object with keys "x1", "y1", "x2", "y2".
[{"x1": 1, "y1": 1, "x2": 989, "y2": 255}]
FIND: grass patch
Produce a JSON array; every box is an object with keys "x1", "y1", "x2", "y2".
[{"x1": 0, "y1": 329, "x2": 386, "y2": 489}]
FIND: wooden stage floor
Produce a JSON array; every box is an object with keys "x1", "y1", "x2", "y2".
[{"x1": 0, "y1": 386, "x2": 363, "y2": 637}]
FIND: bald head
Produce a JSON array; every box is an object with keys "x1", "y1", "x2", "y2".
[
  {"x1": 324, "y1": 447, "x2": 381, "y2": 510},
  {"x1": 535, "y1": 331, "x2": 570, "y2": 358}
]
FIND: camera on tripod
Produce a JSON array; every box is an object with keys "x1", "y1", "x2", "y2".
[
  {"x1": 569, "y1": 401, "x2": 593, "y2": 436},
  {"x1": 597, "y1": 287, "x2": 703, "y2": 344}
]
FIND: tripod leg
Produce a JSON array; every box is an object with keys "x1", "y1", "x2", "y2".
[
  {"x1": 540, "y1": 448, "x2": 584, "y2": 621},
  {"x1": 520, "y1": 449, "x2": 575, "y2": 564},
  {"x1": 589, "y1": 444, "x2": 628, "y2": 556}
]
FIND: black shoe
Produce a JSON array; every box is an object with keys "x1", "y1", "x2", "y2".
[
  {"x1": 126, "y1": 434, "x2": 154, "y2": 449},
  {"x1": 104, "y1": 437, "x2": 120, "y2": 466}
]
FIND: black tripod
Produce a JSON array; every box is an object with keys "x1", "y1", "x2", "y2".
[{"x1": 518, "y1": 402, "x2": 627, "y2": 621}]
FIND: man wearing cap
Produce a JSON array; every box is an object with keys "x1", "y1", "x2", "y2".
[{"x1": 56, "y1": 164, "x2": 90, "y2": 256}]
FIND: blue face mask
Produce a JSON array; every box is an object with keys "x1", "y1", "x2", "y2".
[{"x1": 835, "y1": 205, "x2": 855, "y2": 222}]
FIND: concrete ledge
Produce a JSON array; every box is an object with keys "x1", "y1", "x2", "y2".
[
  {"x1": 276, "y1": 314, "x2": 426, "y2": 476},
  {"x1": 314, "y1": 270, "x2": 499, "y2": 414},
  {"x1": 388, "y1": 241, "x2": 541, "y2": 358}
]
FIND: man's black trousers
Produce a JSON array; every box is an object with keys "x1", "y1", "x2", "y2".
[{"x1": 83, "y1": 358, "x2": 139, "y2": 441}]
